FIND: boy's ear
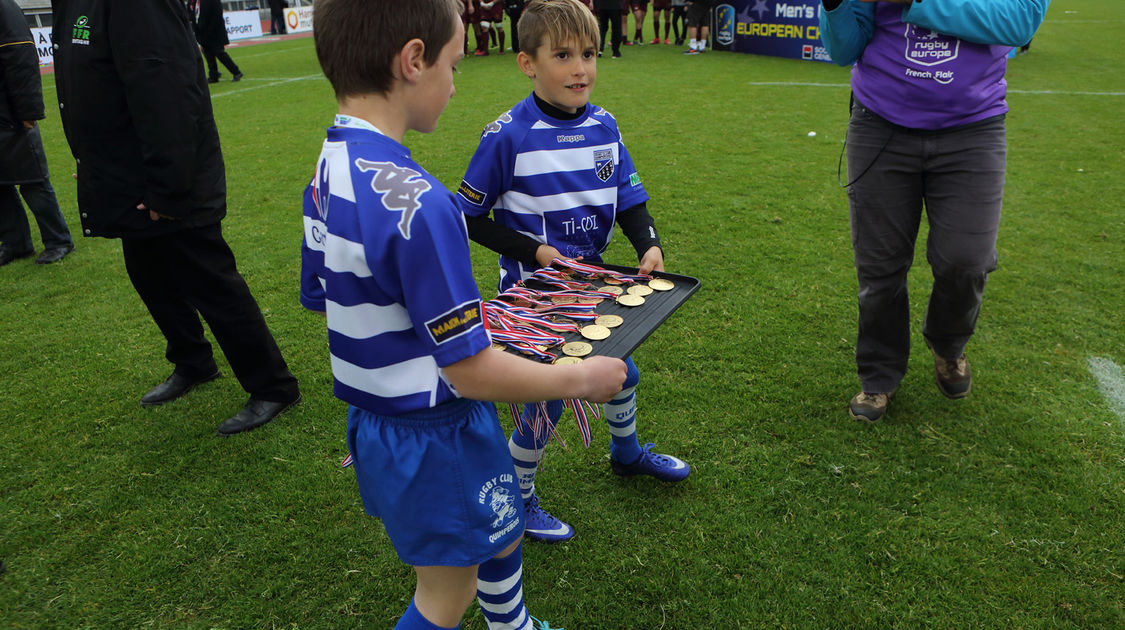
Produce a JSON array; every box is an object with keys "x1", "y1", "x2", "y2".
[
  {"x1": 516, "y1": 51, "x2": 535, "y2": 79},
  {"x1": 396, "y1": 38, "x2": 427, "y2": 83}
]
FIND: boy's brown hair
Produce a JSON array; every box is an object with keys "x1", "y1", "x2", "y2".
[
  {"x1": 314, "y1": 0, "x2": 461, "y2": 98},
  {"x1": 517, "y1": 0, "x2": 600, "y2": 56}
]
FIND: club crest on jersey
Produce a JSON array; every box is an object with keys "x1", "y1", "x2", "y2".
[
  {"x1": 312, "y1": 158, "x2": 331, "y2": 220},
  {"x1": 354, "y1": 159, "x2": 431, "y2": 239},
  {"x1": 593, "y1": 148, "x2": 614, "y2": 182},
  {"x1": 481, "y1": 111, "x2": 513, "y2": 139}
]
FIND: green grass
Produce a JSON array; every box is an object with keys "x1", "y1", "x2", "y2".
[{"x1": 2, "y1": 2, "x2": 1124, "y2": 627}]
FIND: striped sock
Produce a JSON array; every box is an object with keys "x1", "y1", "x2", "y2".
[
  {"x1": 604, "y1": 386, "x2": 642, "y2": 463},
  {"x1": 476, "y1": 544, "x2": 533, "y2": 630},
  {"x1": 395, "y1": 598, "x2": 460, "y2": 629},
  {"x1": 510, "y1": 402, "x2": 562, "y2": 500}
]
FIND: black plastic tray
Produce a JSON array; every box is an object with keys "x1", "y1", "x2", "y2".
[{"x1": 506, "y1": 263, "x2": 700, "y2": 360}]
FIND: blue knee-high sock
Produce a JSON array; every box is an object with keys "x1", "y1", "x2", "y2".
[
  {"x1": 476, "y1": 543, "x2": 533, "y2": 630},
  {"x1": 395, "y1": 598, "x2": 461, "y2": 630},
  {"x1": 510, "y1": 401, "x2": 563, "y2": 501},
  {"x1": 604, "y1": 359, "x2": 642, "y2": 463}
]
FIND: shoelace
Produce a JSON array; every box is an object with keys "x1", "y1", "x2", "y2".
[{"x1": 531, "y1": 616, "x2": 564, "y2": 630}]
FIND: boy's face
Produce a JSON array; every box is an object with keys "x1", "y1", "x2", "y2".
[
  {"x1": 409, "y1": 21, "x2": 466, "y2": 134},
  {"x1": 518, "y1": 37, "x2": 597, "y2": 114}
]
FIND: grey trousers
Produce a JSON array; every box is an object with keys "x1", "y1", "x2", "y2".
[{"x1": 846, "y1": 104, "x2": 1007, "y2": 394}]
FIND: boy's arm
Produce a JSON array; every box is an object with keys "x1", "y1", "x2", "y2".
[
  {"x1": 615, "y1": 201, "x2": 663, "y2": 273},
  {"x1": 443, "y1": 348, "x2": 626, "y2": 404},
  {"x1": 464, "y1": 213, "x2": 545, "y2": 267}
]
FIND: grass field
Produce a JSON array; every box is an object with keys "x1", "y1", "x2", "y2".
[{"x1": 2, "y1": 2, "x2": 1123, "y2": 628}]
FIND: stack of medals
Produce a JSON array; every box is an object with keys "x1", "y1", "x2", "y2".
[{"x1": 482, "y1": 258, "x2": 676, "y2": 448}]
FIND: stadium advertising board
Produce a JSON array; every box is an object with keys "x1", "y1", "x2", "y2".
[
  {"x1": 284, "y1": 6, "x2": 314, "y2": 33},
  {"x1": 225, "y1": 10, "x2": 263, "y2": 41},
  {"x1": 712, "y1": 0, "x2": 831, "y2": 63},
  {"x1": 32, "y1": 27, "x2": 53, "y2": 65}
]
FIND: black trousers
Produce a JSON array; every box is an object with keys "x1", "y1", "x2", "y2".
[
  {"x1": 598, "y1": 9, "x2": 623, "y2": 54},
  {"x1": 121, "y1": 222, "x2": 298, "y2": 402},
  {"x1": 269, "y1": 8, "x2": 287, "y2": 34},
  {"x1": 202, "y1": 46, "x2": 241, "y2": 80},
  {"x1": 506, "y1": 6, "x2": 523, "y2": 53}
]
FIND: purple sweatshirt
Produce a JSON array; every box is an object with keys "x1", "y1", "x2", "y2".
[{"x1": 821, "y1": 1, "x2": 1050, "y2": 130}]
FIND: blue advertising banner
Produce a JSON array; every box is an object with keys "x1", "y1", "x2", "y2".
[{"x1": 712, "y1": 0, "x2": 832, "y2": 63}]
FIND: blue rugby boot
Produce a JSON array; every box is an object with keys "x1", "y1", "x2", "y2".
[
  {"x1": 610, "y1": 443, "x2": 690, "y2": 482},
  {"x1": 523, "y1": 493, "x2": 574, "y2": 543}
]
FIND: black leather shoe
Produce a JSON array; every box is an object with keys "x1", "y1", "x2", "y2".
[
  {"x1": 0, "y1": 247, "x2": 34, "y2": 267},
  {"x1": 232, "y1": 72, "x2": 244, "y2": 82},
  {"x1": 35, "y1": 245, "x2": 75, "y2": 264},
  {"x1": 217, "y1": 395, "x2": 300, "y2": 436},
  {"x1": 140, "y1": 370, "x2": 220, "y2": 406}
]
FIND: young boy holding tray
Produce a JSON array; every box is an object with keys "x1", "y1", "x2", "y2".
[
  {"x1": 300, "y1": 1, "x2": 626, "y2": 628},
  {"x1": 455, "y1": 0, "x2": 690, "y2": 545}
]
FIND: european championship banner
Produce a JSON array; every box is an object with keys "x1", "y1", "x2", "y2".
[{"x1": 712, "y1": 0, "x2": 832, "y2": 63}]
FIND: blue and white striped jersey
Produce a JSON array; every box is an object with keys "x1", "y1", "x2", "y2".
[
  {"x1": 456, "y1": 93, "x2": 649, "y2": 291},
  {"x1": 301, "y1": 118, "x2": 490, "y2": 415}
]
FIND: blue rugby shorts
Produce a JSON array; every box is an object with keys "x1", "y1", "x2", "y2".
[{"x1": 346, "y1": 398, "x2": 524, "y2": 567}]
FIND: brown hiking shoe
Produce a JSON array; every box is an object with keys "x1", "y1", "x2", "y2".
[
  {"x1": 849, "y1": 391, "x2": 893, "y2": 423},
  {"x1": 933, "y1": 352, "x2": 972, "y2": 399}
]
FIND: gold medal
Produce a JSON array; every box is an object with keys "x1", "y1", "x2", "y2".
[
  {"x1": 551, "y1": 295, "x2": 578, "y2": 304},
  {"x1": 600, "y1": 285, "x2": 624, "y2": 296},
  {"x1": 562, "y1": 341, "x2": 593, "y2": 357},
  {"x1": 594, "y1": 314, "x2": 624, "y2": 328},
  {"x1": 491, "y1": 343, "x2": 507, "y2": 352},
  {"x1": 648, "y1": 278, "x2": 675, "y2": 291},
  {"x1": 627, "y1": 284, "x2": 653, "y2": 297},
  {"x1": 602, "y1": 277, "x2": 625, "y2": 285},
  {"x1": 554, "y1": 356, "x2": 584, "y2": 365},
  {"x1": 616, "y1": 294, "x2": 645, "y2": 307},
  {"x1": 580, "y1": 324, "x2": 611, "y2": 340}
]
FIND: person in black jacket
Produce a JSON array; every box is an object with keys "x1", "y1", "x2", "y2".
[
  {"x1": 0, "y1": 0, "x2": 74, "y2": 266},
  {"x1": 51, "y1": 0, "x2": 300, "y2": 435},
  {"x1": 195, "y1": 0, "x2": 243, "y2": 82},
  {"x1": 268, "y1": 0, "x2": 287, "y2": 35}
]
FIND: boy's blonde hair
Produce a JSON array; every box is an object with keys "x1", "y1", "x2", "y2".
[
  {"x1": 517, "y1": 0, "x2": 600, "y2": 56},
  {"x1": 314, "y1": 0, "x2": 461, "y2": 99}
]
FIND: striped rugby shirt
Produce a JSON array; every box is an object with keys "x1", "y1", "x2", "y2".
[
  {"x1": 456, "y1": 93, "x2": 649, "y2": 291},
  {"x1": 300, "y1": 117, "x2": 490, "y2": 415}
]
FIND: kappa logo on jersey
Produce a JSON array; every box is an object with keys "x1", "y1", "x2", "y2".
[
  {"x1": 426, "y1": 300, "x2": 483, "y2": 345},
  {"x1": 312, "y1": 158, "x2": 331, "y2": 221},
  {"x1": 593, "y1": 148, "x2": 614, "y2": 182},
  {"x1": 354, "y1": 159, "x2": 431, "y2": 239},
  {"x1": 481, "y1": 111, "x2": 513, "y2": 138},
  {"x1": 457, "y1": 180, "x2": 485, "y2": 206}
]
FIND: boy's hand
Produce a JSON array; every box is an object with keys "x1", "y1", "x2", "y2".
[
  {"x1": 577, "y1": 356, "x2": 627, "y2": 403},
  {"x1": 535, "y1": 244, "x2": 565, "y2": 267},
  {"x1": 638, "y1": 246, "x2": 664, "y2": 274}
]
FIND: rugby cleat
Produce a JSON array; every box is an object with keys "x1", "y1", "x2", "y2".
[
  {"x1": 610, "y1": 443, "x2": 690, "y2": 482},
  {"x1": 523, "y1": 494, "x2": 575, "y2": 543}
]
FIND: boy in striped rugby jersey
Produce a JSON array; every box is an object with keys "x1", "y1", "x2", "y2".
[
  {"x1": 300, "y1": 1, "x2": 625, "y2": 628},
  {"x1": 456, "y1": 0, "x2": 691, "y2": 545}
]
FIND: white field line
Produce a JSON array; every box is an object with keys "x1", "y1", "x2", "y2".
[
  {"x1": 745, "y1": 81, "x2": 1125, "y2": 97},
  {"x1": 1087, "y1": 357, "x2": 1125, "y2": 427},
  {"x1": 209, "y1": 74, "x2": 322, "y2": 99}
]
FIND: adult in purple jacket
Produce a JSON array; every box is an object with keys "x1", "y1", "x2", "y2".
[{"x1": 819, "y1": 0, "x2": 1049, "y2": 422}]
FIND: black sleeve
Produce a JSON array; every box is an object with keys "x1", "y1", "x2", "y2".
[
  {"x1": 464, "y1": 213, "x2": 544, "y2": 268},
  {"x1": 0, "y1": 1, "x2": 45, "y2": 122},
  {"x1": 615, "y1": 202, "x2": 662, "y2": 260}
]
